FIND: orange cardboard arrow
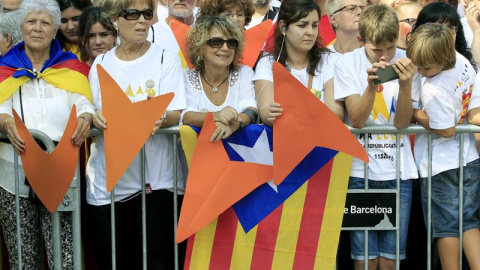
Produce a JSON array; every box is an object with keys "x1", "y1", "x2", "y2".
[
  {"x1": 13, "y1": 106, "x2": 78, "y2": 212},
  {"x1": 176, "y1": 113, "x2": 272, "y2": 242},
  {"x1": 169, "y1": 18, "x2": 193, "y2": 69},
  {"x1": 97, "y1": 64, "x2": 174, "y2": 191},
  {"x1": 243, "y1": 19, "x2": 273, "y2": 68},
  {"x1": 272, "y1": 61, "x2": 368, "y2": 185}
]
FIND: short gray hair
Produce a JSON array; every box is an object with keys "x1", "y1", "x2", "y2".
[
  {"x1": 19, "y1": 0, "x2": 61, "y2": 28},
  {"x1": 0, "y1": 10, "x2": 23, "y2": 45},
  {"x1": 325, "y1": 0, "x2": 366, "y2": 15}
]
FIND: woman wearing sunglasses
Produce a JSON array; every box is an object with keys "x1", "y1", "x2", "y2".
[
  {"x1": 254, "y1": 0, "x2": 343, "y2": 125},
  {"x1": 86, "y1": 0, "x2": 187, "y2": 269},
  {"x1": 182, "y1": 15, "x2": 257, "y2": 142}
]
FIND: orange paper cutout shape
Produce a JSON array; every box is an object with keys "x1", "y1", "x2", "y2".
[
  {"x1": 243, "y1": 19, "x2": 273, "y2": 68},
  {"x1": 97, "y1": 65, "x2": 174, "y2": 191},
  {"x1": 13, "y1": 106, "x2": 78, "y2": 212},
  {"x1": 169, "y1": 18, "x2": 193, "y2": 69},
  {"x1": 272, "y1": 61, "x2": 368, "y2": 185},
  {"x1": 176, "y1": 113, "x2": 272, "y2": 242}
]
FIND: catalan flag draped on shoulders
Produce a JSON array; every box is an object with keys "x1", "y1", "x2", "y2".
[{"x1": 0, "y1": 39, "x2": 92, "y2": 104}]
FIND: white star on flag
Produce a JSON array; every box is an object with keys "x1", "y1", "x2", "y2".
[{"x1": 228, "y1": 130, "x2": 277, "y2": 192}]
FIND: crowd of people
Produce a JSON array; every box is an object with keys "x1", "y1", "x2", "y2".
[{"x1": 0, "y1": 0, "x2": 479, "y2": 269}]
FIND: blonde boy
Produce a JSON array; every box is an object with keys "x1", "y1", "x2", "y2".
[
  {"x1": 408, "y1": 23, "x2": 480, "y2": 270},
  {"x1": 334, "y1": 4, "x2": 418, "y2": 269}
]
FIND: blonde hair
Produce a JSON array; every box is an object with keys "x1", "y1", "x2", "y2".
[
  {"x1": 407, "y1": 22, "x2": 455, "y2": 70},
  {"x1": 359, "y1": 4, "x2": 399, "y2": 44},
  {"x1": 187, "y1": 15, "x2": 245, "y2": 71}
]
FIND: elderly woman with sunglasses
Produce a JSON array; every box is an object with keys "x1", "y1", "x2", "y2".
[
  {"x1": 182, "y1": 15, "x2": 257, "y2": 142},
  {"x1": 86, "y1": 0, "x2": 186, "y2": 269}
]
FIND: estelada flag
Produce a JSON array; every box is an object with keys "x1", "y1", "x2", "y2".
[
  {"x1": 181, "y1": 124, "x2": 353, "y2": 269},
  {"x1": 0, "y1": 40, "x2": 92, "y2": 104},
  {"x1": 179, "y1": 63, "x2": 367, "y2": 269}
]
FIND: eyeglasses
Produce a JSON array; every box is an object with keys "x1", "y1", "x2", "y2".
[
  {"x1": 118, "y1": 9, "x2": 154, "y2": 21},
  {"x1": 399, "y1": 18, "x2": 417, "y2": 26},
  {"x1": 332, "y1": 5, "x2": 366, "y2": 14},
  {"x1": 206, "y1": 37, "x2": 239, "y2": 49},
  {"x1": 219, "y1": 11, "x2": 245, "y2": 19}
]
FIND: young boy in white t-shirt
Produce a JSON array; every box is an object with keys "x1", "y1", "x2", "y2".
[
  {"x1": 408, "y1": 23, "x2": 480, "y2": 270},
  {"x1": 334, "y1": 5, "x2": 418, "y2": 269}
]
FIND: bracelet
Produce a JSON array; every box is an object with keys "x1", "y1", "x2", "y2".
[
  {"x1": 243, "y1": 109, "x2": 257, "y2": 125},
  {"x1": 2, "y1": 118, "x2": 11, "y2": 133},
  {"x1": 78, "y1": 116, "x2": 87, "y2": 121}
]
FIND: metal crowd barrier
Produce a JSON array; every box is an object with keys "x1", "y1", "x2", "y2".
[{"x1": 2, "y1": 124, "x2": 480, "y2": 270}]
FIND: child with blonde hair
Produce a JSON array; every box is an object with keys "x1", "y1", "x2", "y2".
[
  {"x1": 334, "y1": 4, "x2": 418, "y2": 269},
  {"x1": 408, "y1": 22, "x2": 480, "y2": 270}
]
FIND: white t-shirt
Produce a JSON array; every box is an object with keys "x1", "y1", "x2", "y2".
[
  {"x1": 86, "y1": 44, "x2": 187, "y2": 206},
  {"x1": 181, "y1": 65, "x2": 256, "y2": 119},
  {"x1": 0, "y1": 79, "x2": 95, "y2": 196},
  {"x1": 252, "y1": 52, "x2": 338, "y2": 103},
  {"x1": 334, "y1": 47, "x2": 419, "y2": 181},
  {"x1": 414, "y1": 53, "x2": 478, "y2": 177}
]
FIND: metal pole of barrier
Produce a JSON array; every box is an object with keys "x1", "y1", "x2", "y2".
[
  {"x1": 395, "y1": 134, "x2": 400, "y2": 270},
  {"x1": 173, "y1": 134, "x2": 179, "y2": 270},
  {"x1": 427, "y1": 134, "x2": 432, "y2": 270},
  {"x1": 458, "y1": 133, "x2": 464, "y2": 269},
  {"x1": 13, "y1": 151, "x2": 22, "y2": 270},
  {"x1": 52, "y1": 213, "x2": 62, "y2": 269},
  {"x1": 363, "y1": 134, "x2": 369, "y2": 270},
  {"x1": 141, "y1": 146, "x2": 147, "y2": 270},
  {"x1": 73, "y1": 151, "x2": 82, "y2": 270},
  {"x1": 111, "y1": 189, "x2": 116, "y2": 270}
]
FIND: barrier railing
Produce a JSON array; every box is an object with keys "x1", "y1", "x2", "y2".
[{"x1": 2, "y1": 124, "x2": 480, "y2": 270}]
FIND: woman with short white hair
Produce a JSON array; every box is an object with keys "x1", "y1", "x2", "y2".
[{"x1": 0, "y1": 0, "x2": 94, "y2": 268}]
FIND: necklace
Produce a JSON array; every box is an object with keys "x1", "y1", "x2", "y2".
[{"x1": 201, "y1": 71, "x2": 229, "y2": 93}]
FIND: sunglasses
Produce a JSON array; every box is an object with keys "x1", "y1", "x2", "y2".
[
  {"x1": 118, "y1": 9, "x2": 154, "y2": 21},
  {"x1": 206, "y1": 37, "x2": 239, "y2": 49}
]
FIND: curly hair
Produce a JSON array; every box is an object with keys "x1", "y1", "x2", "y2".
[
  {"x1": 198, "y1": 0, "x2": 254, "y2": 27},
  {"x1": 413, "y1": 2, "x2": 475, "y2": 70},
  {"x1": 187, "y1": 15, "x2": 245, "y2": 71},
  {"x1": 269, "y1": 0, "x2": 328, "y2": 76}
]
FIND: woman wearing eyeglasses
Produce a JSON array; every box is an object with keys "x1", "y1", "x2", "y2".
[
  {"x1": 325, "y1": 0, "x2": 366, "y2": 54},
  {"x1": 86, "y1": 0, "x2": 186, "y2": 269},
  {"x1": 198, "y1": 0, "x2": 255, "y2": 29},
  {"x1": 182, "y1": 15, "x2": 257, "y2": 142},
  {"x1": 395, "y1": 1, "x2": 422, "y2": 50},
  {"x1": 254, "y1": 0, "x2": 343, "y2": 124},
  {"x1": 413, "y1": 2, "x2": 476, "y2": 68}
]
